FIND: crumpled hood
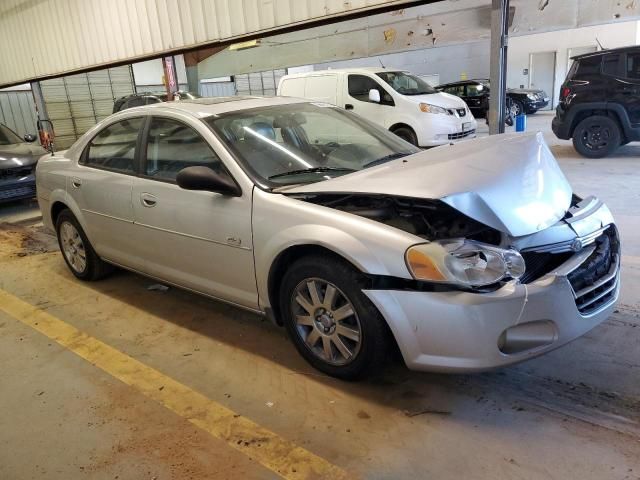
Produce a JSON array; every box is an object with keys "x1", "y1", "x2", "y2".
[
  {"x1": 286, "y1": 132, "x2": 572, "y2": 237},
  {"x1": 0, "y1": 142, "x2": 46, "y2": 169}
]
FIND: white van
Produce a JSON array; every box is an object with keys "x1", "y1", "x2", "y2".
[{"x1": 277, "y1": 68, "x2": 477, "y2": 147}]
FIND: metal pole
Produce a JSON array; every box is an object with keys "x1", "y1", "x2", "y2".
[{"x1": 488, "y1": 0, "x2": 509, "y2": 135}]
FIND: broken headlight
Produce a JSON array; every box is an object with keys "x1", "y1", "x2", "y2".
[{"x1": 405, "y1": 239, "x2": 525, "y2": 287}]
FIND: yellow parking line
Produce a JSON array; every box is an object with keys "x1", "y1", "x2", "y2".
[{"x1": 0, "y1": 288, "x2": 353, "y2": 480}]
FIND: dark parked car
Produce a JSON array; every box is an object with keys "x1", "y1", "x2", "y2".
[
  {"x1": 552, "y1": 46, "x2": 640, "y2": 158},
  {"x1": 113, "y1": 91, "x2": 200, "y2": 113},
  {"x1": 0, "y1": 123, "x2": 46, "y2": 203},
  {"x1": 436, "y1": 79, "x2": 549, "y2": 118}
]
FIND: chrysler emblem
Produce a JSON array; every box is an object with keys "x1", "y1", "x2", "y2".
[{"x1": 570, "y1": 238, "x2": 583, "y2": 252}]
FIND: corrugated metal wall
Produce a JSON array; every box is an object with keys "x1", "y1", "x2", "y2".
[
  {"x1": 41, "y1": 66, "x2": 135, "y2": 149},
  {"x1": 235, "y1": 70, "x2": 287, "y2": 96},
  {"x1": 200, "y1": 81, "x2": 236, "y2": 97},
  {"x1": 0, "y1": 90, "x2": 38, "y2": 138},
  {"x1": 0, "y1": 0, "x2": 412, "y2": 87}
]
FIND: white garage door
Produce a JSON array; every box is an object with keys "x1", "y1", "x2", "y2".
[{"x1": 41, "y1": 66, "x2": 135, "y2": 149}]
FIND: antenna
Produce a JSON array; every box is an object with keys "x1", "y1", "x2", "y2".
[
  {"x1": 378, "y1": 58, "x2": 386, "y2": 69},
  {"x1": 595, "y1": 37, "x2": 605, "y2": 50}
]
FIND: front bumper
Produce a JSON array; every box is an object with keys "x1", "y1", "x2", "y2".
[
  {"x1": 419, "y1": 116, "x2": 478, "y2": 147},
  {"x1": 0, "y1": 175, "x2": 36, "y2": 203},
  {"x1": 525, "y1": 99, "x2": 549, "y2": 112},
  {"x1": 364, "y1": 223, "x2": 620, "y2": 373}
]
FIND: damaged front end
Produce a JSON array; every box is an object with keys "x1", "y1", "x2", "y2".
[{"x1": 289, "y1": 192, "x2": 503, "y2": 245}]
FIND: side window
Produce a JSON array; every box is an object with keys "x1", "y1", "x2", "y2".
[
  {"x1": 82, "y1": 117, "x2": 142, "y2": 174},
  {"x1": 465, "y1": 84, "x2": 485, "y2": 96},
  {"x1": 602, "y1": 54, "x2": 620, "y2": 76},
  {"x1": 347, "y1": 75, "x2": 394, "y2": 105},
  {"x1": 144, "y1": 117, "x2": 225, "y2": 182},
  {"x1": 626, "y1": 53, "x2": 640, "y2": 79},
  {"x1": 126, "y1": 97, "x2": 145, "y2": 108},
  {"x1": 574, "y1": 56, "x2": 601, "y2": 77}
]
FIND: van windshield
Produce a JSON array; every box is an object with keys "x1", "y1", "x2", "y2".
[
  {"x1": 205, "y1": 103, "x2": 419, "y2": 188},
  {"x1": 377, "y1": 72, "x2": 438, "y2": 95}
]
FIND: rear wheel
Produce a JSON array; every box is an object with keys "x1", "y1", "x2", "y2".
[
  {"x1": 279, "y1": 255, "x2": 390, "y2": 380},
  {"x1": 391, "y1": 126, "x2": 418, "y2": 146},
  {"x1": 55, "y1": 209, "x2": 113, "y2": 281},
  {"x1": 572, "y1": 115, "x2": 621, "y2": 158}
]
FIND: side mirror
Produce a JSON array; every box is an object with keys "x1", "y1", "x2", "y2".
[
  {"x1": 368, "y1": 89, "x2": 381, "y2": 103},
  {"x1": 176, "y1": 166, "x2": 241, "y2": 197},
  {"x1": 24, "y1": 134, "x2": 37, "y2": 143}
]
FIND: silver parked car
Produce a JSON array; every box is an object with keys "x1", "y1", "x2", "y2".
[
  {"x1": 0, "y1": 123, "x2": 46, "y2": 202},
  {"x1": 36, "y1": 97, "x2": 620, "y2": 379}
]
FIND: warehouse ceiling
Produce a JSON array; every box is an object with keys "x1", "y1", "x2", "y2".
[
  {"x1": 197, "y1": 0, "x2": 640, "y2": 77},
  {"x1": 0, "y1": 0, "x2": 427, "y2": 88}
]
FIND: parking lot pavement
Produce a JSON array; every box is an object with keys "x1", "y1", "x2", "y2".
[{"x1": 0, "y1": 117, "x2": 639, "y2": 479}]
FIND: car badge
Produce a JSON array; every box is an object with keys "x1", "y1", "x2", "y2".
[{"x1": 570, "y1": 238, "x2": 583, "y2": 252}]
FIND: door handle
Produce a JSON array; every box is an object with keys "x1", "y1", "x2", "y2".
[
  {"x1": 71, "y1": 177, "x2": 82, "y2": 188},
  {"x1": 345, "y1": 104, "x2": 354, "y2": 110},
  {"x1": 140, "y1": 193, "x2": 157, "y2": 207}
]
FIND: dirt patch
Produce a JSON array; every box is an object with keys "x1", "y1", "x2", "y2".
[
  {"x1": 0, "y1": 223, "x2": 58, "y2": 260},
  {"x1": 82, "y1": 380, "x2": 263, "y2": 479}
]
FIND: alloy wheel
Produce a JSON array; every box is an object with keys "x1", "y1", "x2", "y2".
[
  {"x1": 582, "y1": 124, "x2": 611, "y2": 151},
  {"x1": 290, "y1": 278, "x2": 362, "y2": 366},
  {"x1": 59, "y1": 221, "x2": 87, "y2": 274}
]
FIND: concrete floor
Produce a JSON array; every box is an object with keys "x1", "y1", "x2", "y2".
[{"x1": 0, "y1": 112, "x2": 639, "y2": 480}]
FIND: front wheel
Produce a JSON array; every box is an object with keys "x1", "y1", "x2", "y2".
[
  {"x1": 279, "y1": 255, "x2": 390, "y2": 380},
  {"x1": 391, "y1": 126, "x2": 418, "y2": 146},
  {"x1": 572, "y1": 115, "x2": 621, "y2": 158},
  {"x1": 55, "y1": 209, "x2": 113, "y2": 281}
]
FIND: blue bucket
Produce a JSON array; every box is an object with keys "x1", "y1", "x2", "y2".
[{"x1": 515, "y1": 114, "x2": 527, "y2": 132}]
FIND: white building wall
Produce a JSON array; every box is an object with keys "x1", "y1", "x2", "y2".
[{"x1": 131, "y1": 56, "x2": 188, "y2": 90}]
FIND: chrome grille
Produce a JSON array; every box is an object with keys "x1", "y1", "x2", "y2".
[
  {"x1": 522, "y1": 225, "x2": 609, "y2": 254},
  {"x1": 0, "y1": 166, "x2": 34, "y2": 181},
  {"x1": 567, "y1": 227, "x2": 620, "y2": 315}
]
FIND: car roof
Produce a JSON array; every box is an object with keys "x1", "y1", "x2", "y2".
[
  {"x1": 119, "y1": 95, "x2": 310, "y2": 118},
  {"x1": 437, "y1": 79, "x2": 487, "y2": 87},
  {"x1": 572, "y1": 45, "x2": 638, "y2": 60}
]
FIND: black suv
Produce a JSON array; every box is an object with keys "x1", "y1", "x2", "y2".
[
  {"x1": 436, "y1": 79, "x2": 549, "y2": 118},
  {"x1": 552, "y1": 46, "x2": 640, "y2": 158},
  {"x1": 112, "y1": 91, "x2": 200, "y2": 113}
]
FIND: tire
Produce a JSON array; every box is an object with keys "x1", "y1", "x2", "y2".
[
  {"x1": 512, "y1": 100, "x2": 524, "y2": 117},
  {"x1": 391, "y1": 126, "x2": 418, "y2": 146},
  {"x1": 572, "y1": 115, "x2": 621, "y2": 159},
  {"x1": 55, "y1": 209, "x2": 113, "y2": 281},
  {"x1": 279, "y1": 254, "x2": 390, "y2": 380}
]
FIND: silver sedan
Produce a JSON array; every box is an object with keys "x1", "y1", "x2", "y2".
[{"x1": 36, "y1": 97, "x2": 620, "y2": 379}]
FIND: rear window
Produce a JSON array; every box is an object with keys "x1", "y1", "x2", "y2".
[{"x1": 571, "y1": 56, "x2": 602, "y2": 78}]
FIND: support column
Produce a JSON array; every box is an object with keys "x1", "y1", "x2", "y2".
[
  {"x1": 30, "y1": 81, "x2": 54, "y2": 150},
  {"x1": 186, "y1": 64, "x2": 199, "y2": 94},
  {"x1": 488, "y1": 0, "x2": 510, "y2": 135}
]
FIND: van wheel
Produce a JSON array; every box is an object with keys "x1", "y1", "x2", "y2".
[
  {"x1": 279, "y1": 255, "x2": 390, "y2": 380},
  {"x1": 55, "y1": 209, "x2": 113, "y2": 281},
  {"x1": 572, "y1": 115, "x2": 621, "y2": 158},
  {"x1": 391, "y1": 126, "x2": 418, "y2": 146}
]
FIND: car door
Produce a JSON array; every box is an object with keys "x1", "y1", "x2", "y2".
[
  {"x1": 70, "y1": 116, "x2": 144, "y2": 269},
  {"x1": 131, "y1": 115, "x2": 257, "y2": 309},
  {"x1": 345, "y1": 74, "x2": 394, "y2": 127}
]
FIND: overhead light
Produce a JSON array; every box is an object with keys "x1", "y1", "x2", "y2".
[{"x1": 229, "y1": 39, "x2": 261, "y2": 51}]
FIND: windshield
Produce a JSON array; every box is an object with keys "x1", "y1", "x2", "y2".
[
  {"x1": 376, "y1": 72, "x2": 438, "y2": 95},
  {"x1": 0, "y1": 124, "x2": 23, "y2": 145},
  {"x1": 205, "y1": 103, "x2": 419, "y2": 188}
]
